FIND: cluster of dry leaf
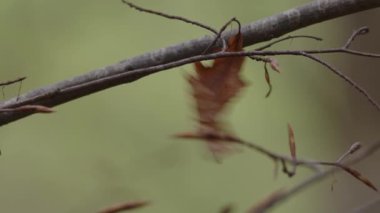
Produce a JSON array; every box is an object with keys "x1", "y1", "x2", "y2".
[{"x1": 176, "y1": 32, "x2": 246, "y2": 155}]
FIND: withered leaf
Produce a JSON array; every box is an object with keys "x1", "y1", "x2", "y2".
[
  {"x1": 339, "y1": 165, "x2": 378, "y2": 192},
  {"x1": 264, "y1": 64, "x2": 272, "y2": 98},
  {"x1": 0, "y1": 105, "x2": 54, "y2": 113},
  {"x1": 98, "y1": 200, "x2": 150, "y2": 213},
  {"x1": 177, "y1": 32, "x2": 245, "y2": 155},
  {"x1": 287, "y1": 123, "x2": 296, "y2": 161},
  {"x1": 269, "y1": 58, "x2": 281, "y2": 73},
  {"x1": 325, "y1": 161, "x2": 377, "y2": 192}
]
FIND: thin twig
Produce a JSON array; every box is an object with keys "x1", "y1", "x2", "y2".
[
  {"x1": 255, "y1": 35, "x2": 323, "y2": 51},
  {"x1": 336, "y1": 141, "x2": 362, "y2": 163},
  {"x1": 232, "y1": 136, "x2": 377, "y2": 190},
  {"x1": 121, "y1": 0, "x2": 218, "y2": 34},
  {"x1": 332, "y1": 141, "x2": 363, "y2": 190},
  {"x1": 202, "y1": 17, "x2": 239, "y2": 54},
  {"x1": 344, "y1": 26, "x2": 369, "y2": 49},
  {"x1": 0, "y1": 77, "x2": 26, "y2": 87},
  {"x1": 122, "y1": 0, "x2": 239, "y2": 57},
  {"x1": 299, "y1": 52, "x2": 380, "y2": 111},
  {"x1": 228, "y1": 137, "x2": 322, "y2": 172},
  {"x1": 176, "y1": 132, "x2": 322, "y2": 172}
]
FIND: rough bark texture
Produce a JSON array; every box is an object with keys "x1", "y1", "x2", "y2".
[{"x1": 0, "y1": 0, "x2": 379, "y2": 126}]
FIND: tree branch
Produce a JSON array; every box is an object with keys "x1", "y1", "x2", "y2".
[{"x1": 0, "y1": 0, "x2": 379, "y2": 126}]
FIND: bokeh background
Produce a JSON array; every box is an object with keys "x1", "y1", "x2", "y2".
[{"x1": 0, "y1": 0, "x2": 379, "y2": 212}]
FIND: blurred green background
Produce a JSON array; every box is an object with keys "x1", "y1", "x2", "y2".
[{"x1": 0, "y1": 0, "x2": 379, "y2": 212}]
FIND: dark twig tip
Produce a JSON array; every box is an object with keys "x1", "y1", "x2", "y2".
[{"x1": 358, "y1": 26, "x2": 370, "y2": 35}]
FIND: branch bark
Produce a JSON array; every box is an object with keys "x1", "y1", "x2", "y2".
[{"x1": 0, "y1": 0, "x2": 379, "y2": 126}]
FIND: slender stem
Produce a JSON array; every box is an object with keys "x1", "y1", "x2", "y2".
[{"x1": 248, "y1": 140, "x2": 380, "y2": 212}]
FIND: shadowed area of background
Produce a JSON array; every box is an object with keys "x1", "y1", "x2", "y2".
[{"x1": 0, "y1": 0, "x2": 379, "y2": 212}]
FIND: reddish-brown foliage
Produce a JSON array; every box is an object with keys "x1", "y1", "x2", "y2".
[
  {"x1": 176, "y1": 32, "x2": 245, "y2": 155},
  {"x1": 98, "y1": 200, "x2": 149, "y2": 213}
]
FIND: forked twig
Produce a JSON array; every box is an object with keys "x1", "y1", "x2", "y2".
[
  {"x1": 0, "y1": 77, "x2": 26, "y2": 87},
  {"x1": 202, "y1": 17, "x2": 240, "y2": 54},
  {"x1": 121, "y1": 0, "x2": 241, "y2": 56},
  {"x1": 247, "y1": 140, "x2": 380, "y2": 213}
]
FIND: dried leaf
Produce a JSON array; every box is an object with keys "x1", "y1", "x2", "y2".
[
  {"x1": 247, "y1": 189, "x2": 286, "y2": 213},
  {"x1": 17, "y1": 105, "x2": 54, "y2": 113},
  {"x1": 287, "y1": 124, "x2": 296, "y2": 161},
  {"x1": 269, "y1": 58, "x2": 281, "y2": 73},
  {"x1": 219, "y1": 204, "x2": 234, "y2": 213},
  {"x1": 98, "y1": 200, "x2": 149, "y2": 213},
  {"x1": 0, "y1": 105, "x2": 54, "y2": 113},
  {"x1": 177, "y1": 32, "x2": 245, "y2": 156},
  {"x1": 339, "y1": 165, "x2": 378, "y2": 192},
  {"x1": 264, "y1": 64, "x2": 272, "y2": 98}
]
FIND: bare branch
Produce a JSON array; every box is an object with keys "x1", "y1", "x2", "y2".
[
  {"x1": 246, "y1": 140, "x2": 380, "y2": 212},
  {"x1": 336, "y1": 141, "x2": 362, "y2": 163},
  {"x1": 344, "y1": 26, "x2": 369, "y2": 49},
  {"x1": 298, "y1": 53, "x2": 380, "y2": 111}
]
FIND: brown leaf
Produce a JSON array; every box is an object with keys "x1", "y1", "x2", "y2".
[
  {"x1": 0, "y1": 105, "x2": 54, "y2": 113},
  {"x1": 340, "y1": 165, "x2": 378, "y2": 192},
  {"x1": 17, "y1": 105, "x2": 54, "y2": 113},
  {"x1": 322, "y1": 161, "x2": 377, "y2": 192},
  {"x1": 247, "y1": 189, "x2": 286, "y2": 213},
  {"x1": 264, "y1": 64, "x2": 272, "y2": 98},
  {"x1": 219, "y1": 204, "x2": 234, "y2": 213},
  {"x1": 287, "y1": 123, "x2": 296, "y2": 161},
  {"x1": 177, "y1": 32, "x2": 245, "y2": 156},
  {"x1": 98, "y1": 200, "x2": 150, "y2": 213},
  {"x1": 269, "y1": 58, "x2": 281, "y2": 73}
]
